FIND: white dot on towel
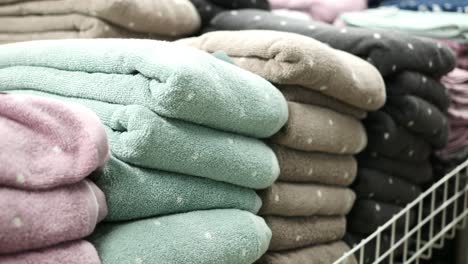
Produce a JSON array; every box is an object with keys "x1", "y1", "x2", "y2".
[
  {"x1": 135, "y1": 257, "x2": 143, "y2": 264},
  {"x1": 437, "y1": 42, "x2": 442, "y2": 48},
  {"x1": 319, "y1": 85, "x2": 328, "y2": 91},
  {"x1": 104, "y1": 26, "x2": 110, "y2": 31},
  {"x1": 170, "y1": 31, "x2": 178, "y2": 36},
  {"x1": 153, "y1": 220, "x2": 161, "y2": 226},
  {"x1": 177, "y1": 197, "x2": 183, "y2": 204},
  {"x1": 192, "y1": 152, "x2": 199, "y2": 160},
  {"x1": 241, "y1": 249, "x2": 248, "y2": 257},
  {"x1": 384, "y1": 132, "x2": 390, "y2": 140},
  {"x1": 280, "y1": 21, "x2": 287, "y2": 26},
  {"x1": 422, "y1": 76, "x2": 427, "y2": 83},
  {"x1": 373, "y1": 33, "x2": 381, "y2": 39},
  {"x1": 340, "y1": 146, "x2": 348, "y2": 153},
  {"x1": 186, "y1": 93, "x2": 195, "y2": 101},
  {"x1": 230, "y1": 10, "x2": 238, "y2": 15},
  {"x1": 367, "y1": 98, "x2": 373, "y2": 104},
  {"x1": 444, "y1": 3, "x2": 452, "y2": 9},
  {"x1": 328, "y1": 119, "x2": 334, "y2": 126},
  {"x1": 253, "y1": 15, "x2": 262, "y2": 21},
  {"x1": 369, "y1": 193, "x2": 375, "y2": 198},
  {"x1": 239, "y1": 57, "x2": 246, "y2": 62},
  {"x1": 412, "y1": 186, "x2": 416, "y2": 191},
  {"x1": 251, "y1": 0, "x2": 257, "y2": 3},
  {"x1": 128, "y1": 22, "x2": 135, "y2": 28},
  {"x1": 295, "y1": 235, "x2": 302, "y2": 241},
  {"x1": 375, "y1": 204, "x2": 381, "y2": 212},
  {"x1": 12, "y1": 217, "x2": 22, "y2": 228},
  {"x1": 388, "y1": 177, "x2": 394, "y2": 184},
  {"x1": 433, "y1": 129, "x2": 438, "y2": 135},
  {"x1": 407, "y1": 43, "x2": 414, "y2": 50},
  {"x1": 392, "y1": 65, "x2": 397, "y2": 72},
  {"x1": 408, "y1": 149, "x2": 415, "y2": 156},
  {"x1": 344, "y1": 172, "x2": 350, "y2": 179},
  {"x1": 274, "y1": 194, "x2": 280, "y2": 202},
  {"x1": 228, "y1": 138, "x2": 234, "y2": 144},
  {"x1": 16, "y1": 173, "x2": 25, "y2": 184},
  {"x1": 428, "y1": 60, "x2": 433, "y2": 68},
  {"x1": 52, "y1": 145, "x2": 62, "y2": 153},
  {"x1": 367, "y1": 57, "x2": 373, "y2": 62},
  {"x1": 307, "y1": 138, "x2": 313, "y2": 144},
  {"x1": 427, "y1": 108, "x2": 432, "y2": 115},
  {"x1": 157, "y1": 11, "x2": 163, "y2": 17},
  {"x1": 371, "y1": 152, "x2": 378, "y2": 157},
  {"x1": 340, "y1": 28, "x2": 347, "y2": 34},
  {"x1": 308, "y1": 168, "x2": 314, "y2": 176},
  {"x1": 317, "y1": 190, "x2": 322, "y2": 198},
  {"x1": 204, "y1": 232, "x2": 212, "y2": 239},
  {"x1": 205, "y1": 5, "x2": 212, "y2": 11},
  {"x1": 308, "y1": 25, "x2": 316, "y2": 30},
  {"x1": 407, "y1": 120, "x2": 414, "y2": 127}
]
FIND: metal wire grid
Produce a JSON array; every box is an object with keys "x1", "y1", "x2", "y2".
[{"x1": 334, "y1": 159, "x2": 468, "y2": 264}]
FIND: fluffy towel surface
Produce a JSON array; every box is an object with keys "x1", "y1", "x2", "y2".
[
  {"x1": 0, "y1": 93, "x2": 109, "y2": 190},
  {"x1": 278, "y1": 85, "x2": 367, "y2": 119},
  {"x1": 178, "y1": 30, "x2": 386, "y2": 111},
  {"x1": 0, "y1": 240, "x2": 101, "y2": 264},
  {"x1": 90, "y1": 209, "x2": 271, "y2": 264},
  {"x1": 258, "y1": 241, "x2": 357, "y2": 264},
  {"x1": 205, "y1": 10, "x2": 456, "y2": 76},
  {"x1": 273, "y1": 145, "x2": 357, "y2": 186},
  {"x1": 93, "y1": 157, "x2": 261, "y2": 221},
  {"x1": 0, "y1": 0, "x2": 200, "y2": 42},
  {"x1": 266, "y1": 215, "x2": 346, "y2": 251},
  {"x1": 353, "y1": 168, "x2": 422, "y2": 205},
  {"x1": 271, "y1": 102, "x2": 367, "y2": 154},
  {"x1": 0, "y1": 180, "x2": 107, "y2": 254},
  {"x1": 259, "y1": 182, "x2": 356, "y2": 216},
  {"x1": 379, "y1": 0, "x2": 468, "y2": 13},
  {"x1": 13, "y1": 91, "x2": 280, "y2": 190},
  {"x1": 0, "y1": 39, "x2": 288, "y2": 138}
]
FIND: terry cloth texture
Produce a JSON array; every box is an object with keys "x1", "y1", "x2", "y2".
[
  {"x1": 0, "y1": 0, "x2": 200, "y2": 42},
  {"x1": 353, "y1": 168, "x2": 422, "y2": 205},
  {"x1": 90, "y1": 209, "x2": 271, "y2": 264},
  {"x1": 10, "y1": 91, "x2": 280, "y2": 190},
  {"x1": 278, "y1": 85, "x2": 367, "y2": 119},
  {"x1": 272, "y1": 145, "x2": 357, "y2": 186},
  {"x1": 179, "y1": 30, "x2": 386, "y2": 111},
  {"x1": 204, "y1": 10, "x2": 456, "y2": 76},
  {"x1": 93, "y1": 157, "x2": 261, "y2": 221},
  {"x1": 339, "y1": 7, "x2": 468, "y2": 41},
  {"x1": 379, "y1": 0, "x2": 468, "y2": 13},
  {"x1": 258, "y1": 241, "x2": 357, "y2": 264},
  {"x1": 0, "y1": 38, "x2": 288, "y2": 139},
  {"x1": 265, "y1": 215, "x2": 346, "y2": 251},
  {"x1": 0, "y1": 180, "x2": 107, "y2": 254},
  {"x1": 0, "y1": 93, "x2": 109, "y2": 190},
  {"x1": 359, "y1": 152, "x2": 433, "y2": 184},
  {"x1": 385, "y1": 71, "x2": 450, "y2": 111},
  {"x1": 259, "y1": 182, "x2": 356, "y2": 216},
  {"x1": 384, "y1": 95, "x2": 448, "y2": 149},
  {"x1": 364, "y1": 111, "x2": 432, "y2": 162},
  {"x1": 0, "y1": 240, "x2": 101, "y2": 264},
  {"x1": 269, "y1": 0, "x2": 367, "y2": 23},
  {"x1": 271, "y1": 102, "x2": 367, "y2": 154}
]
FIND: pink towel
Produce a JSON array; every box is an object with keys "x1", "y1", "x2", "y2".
[
  {"x1": 268, "y1": 0, "x2": 367, "y2": 23},
  {"x1": 0, "y1": 180, "x2": 107, "y2": 254},
  {"x1": 0, "y1": 240, "x2": 101, "y2": 264},
  {"x1": 0, "y1": 93, "x2": 109, "y2": 190}
]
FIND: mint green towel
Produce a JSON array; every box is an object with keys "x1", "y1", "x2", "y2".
[
  {"x1": 11, "y1": 90, "x2": 279, "y2": 189},
  {"x1": 93, "y1": 156, "x2": 262, "y2": 221},
  {"x1": 90, "y1": 209, "x2": 271, "y2": 264},
  {"x1": 0, "y1": 39, "x2": 288, "y2": 138}
]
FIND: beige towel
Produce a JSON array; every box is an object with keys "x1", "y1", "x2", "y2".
[
  {"x1": 259, "y1": 182, "x2": 356, "y2": 216},
  {"x1": 258, "y1": 241, "x2": 357, "y2": 264},
  {"x1": 273, "y1": 145, "x2": 357, "y2": 186},
  {"x1": 266, "y1": 215, "x2": 346, "y2": 251},
  {"x1": 271, "y1": 102, "x2": 367, "y2": 154},
  {"x1": 178, "y1": 30, "x2": 385, "y2": 111}
]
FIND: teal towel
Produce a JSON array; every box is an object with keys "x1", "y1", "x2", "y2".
[
  {"x1": 11, "y1": 90, "x2": 279, "y2": 189},
  {"x1": 93, "y1": 156, "x2": 262, "y2": 221},
  {"x1": 90, "y1": 209, "x2": 271, "y2": 264},
  {"x1": 0, "y1": 39, "x2": 288, "y2": 138}
]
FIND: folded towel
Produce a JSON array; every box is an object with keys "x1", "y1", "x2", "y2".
[
  {"x1": 266, "y1": 215, "x2": 346, "y2": 251},
  {"x1": 271, "y1": 102, "x2": 367, "y2": 154},
  {"x1": 93, "y1": 156, "x2": 261, "y2": 221},
  {"x1": 0, "y1": 180, "x2": 107, "y2": 254},
  {"x1": 364, "y1": 111, "x2": 432, "y2": 162},
  {"x1": 0, "y1": 0, "x2": 200, "y2": 40},
  {"x1": 0, "y1": 93, "x2": 109, "y2": 190},
  {"x1": 179, "y1": 30, "x2": 386, "y2": 111},
  {"x1": 11, "y1": 91, "x2": 280, "y2": 190},
  {"x1": 353, "y1": 168, "x2": 422, "y2": 205},
  {"x1": 379, "y1": 0, "x2": 468, "y2": 13},
  {"x1": 205, "y1": 10, "x2": 456, "y2": 76},
  {"x1": 258, "y1": 241, "x2": 357, "y2": 264},
  {"x1": 278, "y1": 85, "x2": 367, "y2": 119},
  {"x1": 259, "y1": 182, "x2": 356, "y2": 216},
  {"x1": 0, "y1": 240, "x2": 100, "y2": 264},
  {"x1": 90, "y1": 209, "x2": 271, "y2": 264},
  {"x1": 273, "y1": 145, "x2": 357, "y2": 186},
  {"x1": 385, "y1": 95, "x2": 448, "y2": 148},
  {"x1": 0, "y1": 39, "x2": 288, "y2": 138}
]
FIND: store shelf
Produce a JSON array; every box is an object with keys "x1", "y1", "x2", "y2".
[{"x1": 335, "y1": 159, "x2": 468, "y2": 264}]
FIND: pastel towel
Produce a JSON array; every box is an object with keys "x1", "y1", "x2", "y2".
[
  {"x1": 266, "y1": 215, "x2": 346, "y2": 251},
  {"x1": 0, "y1": 39, "x2": 288, "y2": 138},
  {"x1": 0, "y1": 0, "x2": 200, "y2": 41},
  {"x1": 0, "y1": 93, "x2": 109, "y2": 190},
  {"x1": 205, "y1": 10, "x2": 456, "y2": 76},
  {"x1": 379, "y1": 0, "x2": 468, "y2": 13},
  {"x1": 259, "y1": 182, "x2": 356, "y2": 216},
  {"x1": 178, "y1": 30, "x2": 386, "y2": 111},
  {"x1": 271, "y1": 102, "x2": 367, "y2": 154},
  {"x1": 258, "y1": 241, "x2": 357, "y2": 264},
  {"x1": 90, "y1": 209, "x2": 271, "y2": 264},
  {"x1": 0, "y1": 180, "x2": 107, "y2": 254},
  {"x1": 93, "y1": 157, "x2": 261, "y2": 221},
  {"x1": 11, "y1": 91, "x2": 280, "y2": 190},
  {"x1": 269, "y1": 0, "x2": 367, "y2": 23},
  {"x1": 273, "y1": 145, "x2": 357, "y2": 186},
  {"x1": 0, "y1": 240, "x2": 100, "y2": 264}
]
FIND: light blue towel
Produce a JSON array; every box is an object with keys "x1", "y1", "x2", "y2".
[{"x1": 0, "y1": 39, "x2": 288, "y2": 138}]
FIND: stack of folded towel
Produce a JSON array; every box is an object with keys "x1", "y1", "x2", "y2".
[
  {"x1": 179, "y1": 29, "x2": 386, "y2": 264},
  {"x1": 375, "y1": 0, "x2": 468, "y2": 13},
  {"x1": 0, "y1": 93, "x2": 109, "y2": 264},
  {"x1": 0, "y1": 38, "x2": 290, "y2": 264},
  {"x1": 0, "y1": 0, "x2": 201, "y2": 43}
]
